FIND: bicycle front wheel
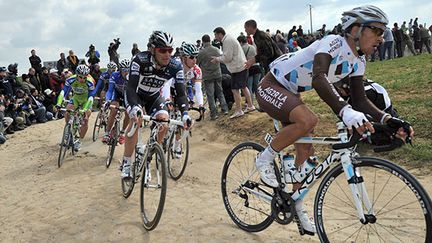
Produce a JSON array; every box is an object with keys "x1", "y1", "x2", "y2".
[
  {"x1": 314, "y1": 156, "x2": 432, "y2": 243},
  {"x1": 140, "y1": 143, "x2": 167, "y2": 230},
  {"x1": 58, "y1": 123, "x2": 71, "y2": 168},
  {"x1": 221, "y1": 142, "x2": 274, "y2": 232},
  {"x1": 92, "y1": 110, "x2": 104, "y2": 142},
  {"x1": 166, "y1": 127, "x2": 189, "y2": 180},
  {"x1": 106, "y1": 123, "x2": 119, "y2": 168}
]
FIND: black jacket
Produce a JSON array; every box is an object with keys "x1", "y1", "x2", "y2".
[{"x1": 253, "y1": 29, "x2": 282, "y2": 70}]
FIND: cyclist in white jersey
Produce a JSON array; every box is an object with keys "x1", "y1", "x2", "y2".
[{"x1": 255, "y1": 5, "x2": 414, "y2": 234}]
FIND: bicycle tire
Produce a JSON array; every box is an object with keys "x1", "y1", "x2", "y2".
[
  {"x1": 121, "y1": 156, "x2": 136, "y2": 199},
  {"x1": 92, "y1": 110, "x2": 103, "y2": 142},
  {"x1": 106, "y1": 122, "x2": 119, "y2": 168},
  {"x1": 58, "y1": 123, "x2": 71, "y2": 168},
  {"x1": 221, "y1": 142, "x2": 274, "y2": 232},
  {"x1": 314, "y1": 156, "x2": 432, "y2": 243},
  {"x1": 140, "y1": 143, "x2": 167, "y2": 230},
  {"x1": 166, "y1": 127, "x2": 189, "y2": 180}
]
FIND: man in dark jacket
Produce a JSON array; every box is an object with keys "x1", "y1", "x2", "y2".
[
  {"x1": 244, "y1": 19, "x2": 282, "y2": 73},
  {"x1": 29, "y1": 49, "x2": 42, "y2": 74},
  {"x1": 392, "y1": 23, "x2": 403, "y2": 58},
  {"x1": 28, "y1": 68, "x2": 42, "y2": 93},
  {"x1": 108, "y1": 38, "x2": 121, "y2": 65},
  {"x1": 67, "y1": 50, "x2": 79, "y2": 73},
  {"x1": 57, "y1": 53, "x2": 67, "y2": 74}
]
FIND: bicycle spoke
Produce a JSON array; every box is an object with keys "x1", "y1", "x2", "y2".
[
  {"x1": 374, "y1": 222, "x2": 405, "y2": 243},
  {"x1": 334, "y1": 179, "x2": 356, "y2": 209},
  {"x1": 324, "y1": 202, "x2": 358, "y2": 218},
  {"x1": 375, "y1": 184, "x2": 407, "y2": 215},
  {"x1": 372, "y1": 172, "x2": 393, "y2": 209},
  {"x1": 376, "y1": 200, "x2": 420, "y2": 216}
]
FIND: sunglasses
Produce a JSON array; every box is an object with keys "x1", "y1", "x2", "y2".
[
  {"x1": 78, "y1": 75, "x2": 86, "y2": 79},
  {"x1": 188, "y1": 56, "x2": 197, "y2": 60},
  {"x1": 363, "y1": 25, "x2": 385, "y2": 36},
  {"x1": 155, "y1": 48, "x2": 174, "y2": 54}
]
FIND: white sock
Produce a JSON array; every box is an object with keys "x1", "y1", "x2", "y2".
[
  {"x1": 258, "y1": 146, "x2": 277, "y2": 164},
  {"x1": 194, "y1": 82, "x2": 204, "y2": 106},
  {"x1": 295, "y1": 199, "x2": 305, "y2": 212}
]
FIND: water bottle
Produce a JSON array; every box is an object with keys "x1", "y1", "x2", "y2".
[{"x1": 281, "y1": 154, "x2": 295, "y2": 183}]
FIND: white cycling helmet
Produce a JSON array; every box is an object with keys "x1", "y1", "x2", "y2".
[
  {"x1": 107, "y1": 62, "x2": 117, "y2": 71},
  {"x1": 341, "y1": 5, "x2": 389, "y2": 31},
  {"x1": 119, "y1": 59, "x2": 130, "y2": 69},
  {"x1": 76, "y1": 64, "x2": 90, "y2": 76},
  {"x1": 148, "y1": 31, "x2": 174, "y2": 48},
  {"x1": 180, "y1": 42, "x2": 199, "y2": 57}
]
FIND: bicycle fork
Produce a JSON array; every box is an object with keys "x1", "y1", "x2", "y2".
[{"x1": 340, "y1": 152, "x2": 374, "y2": 224}]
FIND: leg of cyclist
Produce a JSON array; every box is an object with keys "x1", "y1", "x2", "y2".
[
  {"x1": 79, "y1": 109, "x2": 92, "y2": 139},
  {"x1": 155, "y1": 111, "x2": 169, "y2": 144},
  {"x1": 103, "y1": 101, "x2": 119, "y2": 143},
  {"x1": 118, "y1": 113, "x2": 129, "y2": 145},
  {"x1": 64, "y1": 103, "x2": 75, "y2": 124}
]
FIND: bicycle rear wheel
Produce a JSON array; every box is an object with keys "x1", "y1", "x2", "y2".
[
  {"x1": 166, "y1": 127, "x2": 189, "y2": 180},
  {"x1": 140, "y1": 144, "x2": 167, "y2": 230},
  {"x1": 92, "y1": 110, "x2": 105, "y2": 142},
  {"x1": 221, "y1": 142, "x2": 274, "y2": 232},
  {"x1": 314, "y1": 157, "x2": 432, "y2": 243},
  {"x1": 58, "y1": 123, "x2": 71, "y2": 168},
  {"x1": 106, "y1": 122, "x2": 119, "y2": 168}
]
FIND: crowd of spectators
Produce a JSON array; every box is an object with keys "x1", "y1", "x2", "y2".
[{"x1": 1, "y1": 16, "x2": 430, "y2": 144}]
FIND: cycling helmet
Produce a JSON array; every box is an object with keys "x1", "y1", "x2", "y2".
[
  {"x1": 119, "y1": 59, "x2": 130, "y2": 69},
  {"x1": 107, "y1": 62, "x2": 117, "y2": 71},
  {"x1": 148, "y1": 31, "x2": 174, "y2": 48},
  {"x1": 341, "y1": 5, "x2": 389, "y2": 31},
  {"x1": 180, "y1": 42, "x2": 199, "y2": 57},
  {"x1": 76, "y1": 64, "x2": 90, "y2": 76}
]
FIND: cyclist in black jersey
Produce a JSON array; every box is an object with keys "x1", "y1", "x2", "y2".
[{"x1": 121, "y1": 31, "x2": 191, "y2": 178}]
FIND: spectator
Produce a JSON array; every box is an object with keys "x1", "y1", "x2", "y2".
[
  {"x1": 288, "y1": 32, "x2": 299, "y2": 52},
  {"x1": 401, "y1": 31, "x2": 418, "y2": 55},
  {"x1": 20, "y1": 74, "x2": 34, "y2": 95},
  {"x1": 28, "y1": 68, "x2": 42, "y2": 93},
  {"x1": 238, "y1": 35, "x2": 261, "y2": 103},
  {"x1": 244, "y1": 19, "x2": 282, "y2": 73},
  {"x1": 197, "y1": 34, "x2": 229, "y2": 120},
  {"x1": 275, "y1": 33, "x2": 288, "y2": 53},
  {"x1": 287, "y1": 26, "x2": 297, "y2": 41},
  {"x1": 393, "y1": 23, "x2": 403, "y2": 58},
  {"x1": 49, "y1": 69, "x2": 63, "y2": 94},
  {"x1": 90, "y1": 64, "x2": 102, "y2": 82},
  {"x1": 297, "y1": 25, "x2": 304, "y2": 37},
  {"x1": 67, "y1": 50, "x2": 79, "y2": 73},
  {"x1": 131, "y1": 43, "x2": 140, "y2": 56},
  {"x1": 408, "y1": 18, "x2": 413, "y2": 35},
  {"x1": 381, "y1": 27, "x2": 394, "y2": 60},
  {"x1": 6, "y1": 63, "x2": 20, "y2": 93},
  {"x1": 401, "y1": 21, "x2": 408, "y2": 34},
  {"x1": 85, "y1": 44, "x2": 100, "y2": 66},
  {"x1": 418, "y1": 24, "x2": 432, "y2": 54},
  {"x1": 196, "y1": 39, "x2": 202, "y2": 49},
  {"x1": 0, "y1": 66, "x2": 14, "y2": 98},
  {"x1": 212, "y1": 27, "x2": 255, "y2": 119},
  {"x1": 29, "y1": 88, "x2": 52, "y2": 123},
  {"x1": 42, "y1": 88, "x2": 58, "y2": 116},
  {"x1": 29, "y1": 49, "x2": 43, "y2": 78},
  {"x1": 412, "y1": 25, "x2": 422, "y2": 53},
  {"x1": 39, "y1": 67, "x2": 51, "y2": 91},
  {"x1": 57, "y1": 52, "x2": 67, "y2": 75},
  {"x1": 318, "y1": 24, "x2": 326, "y2": 36},
  {"x1": 108, "y1": 38, "x2": 121, "y2": 65}
]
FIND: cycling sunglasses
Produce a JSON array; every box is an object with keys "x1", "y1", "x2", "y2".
[
  {"x1": 155, "y1": 48, "x2": 174, "y2": 54},
  {"x1": 77, "y1": 75, "x2": 86, "y2": 79},
  {"x1": 362, "y1": 25, "x2": 385, "y2": 36},
  {"x1": 188, "y1": 56, "x2": 197, "y2": 60}
]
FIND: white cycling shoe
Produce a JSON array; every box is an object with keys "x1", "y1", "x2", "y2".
[
  {"x1": 296, "y1": 205, "x2": 316, "y2": 235},
  {"x1": 121, "y1": 161, "x2": 131, "y2": 178},
  {"x1": 255, "y1": 154, "x2": 279, "y2": 188}
]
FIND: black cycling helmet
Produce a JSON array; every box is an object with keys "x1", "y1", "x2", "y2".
[{"x1": 148, "y1": 31, "x2": 174, "y2": 48}]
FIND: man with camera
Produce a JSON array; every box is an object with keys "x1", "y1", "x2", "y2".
[{"x1": 108, "y1": 38, "x2": 121, "y2": 66}]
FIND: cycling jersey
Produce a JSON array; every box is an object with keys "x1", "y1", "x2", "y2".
[
  {"x1": 128, "y1": 51, "x2": 189, "y2": 113},
  {"x1": 57, "y1": 74, "x2": 95, "y2": 108},
  {"x1": 106, "y1": 71, "x2": 127, "y2": 102},
  {"x1": 184, "y1": 64, "x2": 203, "y2": 104},
  {"x1": 270, "y1": 35, "x2": 365, "y2": 94},
  {"x1": 94, "y1": 71, "x2": 113, "y2": 94}
]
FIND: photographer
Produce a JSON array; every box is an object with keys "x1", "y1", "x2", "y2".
[
  {"x1": 85, "y1": 44, "x2": 100, "y2": 66},
  {"x1": 108, "y1": 38, "x2": 121, "y2": 66}
]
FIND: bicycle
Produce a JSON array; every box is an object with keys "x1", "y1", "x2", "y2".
[
  {"x1": 57, "y1": 107, "x2": 84, "y2": 168},
  {"x1": 105, "y1": 104, "x2": 126, "y2": 168},
  {"x1": 92, "y1": 98, "x2": 109, "y2": 142},
  {"x1": 221, "y1": 122, "x2": 432, "y2": 242},
  {"x1": 163, "y1": 104, "x2": 190, "y2": 180},
  {"x1": 121, "y1": 112, "x2": 183, "y2": 230}
]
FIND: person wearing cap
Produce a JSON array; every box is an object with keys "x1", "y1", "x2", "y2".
[
  {"x1": 0, "y1": 67, "x2": 14, "y2": 98},
  {"x1": 254, "y1": 5, "x2": 414, "y2": 235},
  {"x1": 42, "y1": 88, "x2": 57, "y2": 115},
  {"x1": 85, "y1": 44, "x2": 100, "y2": 66}
]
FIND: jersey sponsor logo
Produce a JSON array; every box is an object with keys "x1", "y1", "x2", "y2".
[
  {"x1": 328, "y1": 38, "x2": 342, "y2": 54},
  {"x1": 131, "y1": 61, "x2": 140, "y2": 72},
  {"x1": 139, "y1": 75, "x2": 167, "y2": 89}
]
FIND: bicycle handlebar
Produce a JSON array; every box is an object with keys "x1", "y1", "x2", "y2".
[{"x1": 126, "y1": 111, "x2": 184, "y2": 138}]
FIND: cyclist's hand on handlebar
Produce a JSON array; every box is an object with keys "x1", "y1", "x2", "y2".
[
  {"x1": 386, "y1": 117, "x2": 414, "y2": 144},
  {"x1": 340, "y1": 105, "x2": 375, "y2": 135},
  {"x1": 182, "y1": 112, "x2": 192, "y2": 130},
  {"x1": 128, "y1": 106, "x2": 142, "y2": 122}
]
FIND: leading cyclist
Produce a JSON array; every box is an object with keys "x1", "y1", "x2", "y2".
[
  {"x1": 121, "y1": 31, "x2": 191, "y2": 178},
  {"x1": 254, "y1": 5, "x2": 414, "y2": 234}
]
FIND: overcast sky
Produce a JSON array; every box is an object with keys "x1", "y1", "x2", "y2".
[{"x1": 1, "y1": 0, "x2": 431, "y2": 74}]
